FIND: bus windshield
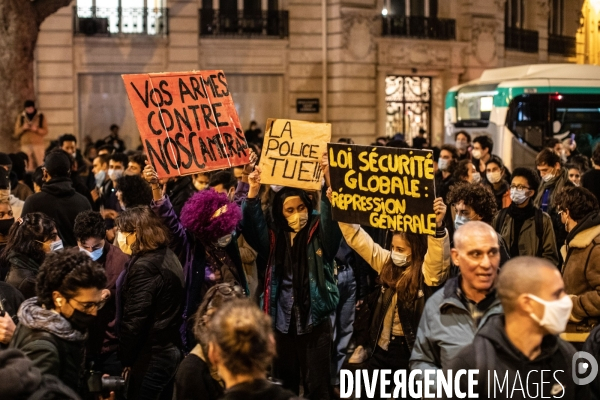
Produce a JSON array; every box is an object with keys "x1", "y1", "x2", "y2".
[{"x1": 456, "y1": 83, "x2": 498, "y2": 121}]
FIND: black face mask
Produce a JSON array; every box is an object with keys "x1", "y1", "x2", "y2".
[
  {"x1": 66, "y1": 308, "x2": 96, "y2": 332},
  {"x1": 0, "y1": 218, "x2": 14, "y2": 236}
]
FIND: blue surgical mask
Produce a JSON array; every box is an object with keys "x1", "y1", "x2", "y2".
[
  {"x1": 80, "y1": 247, "x2": 104, "y2": 261},
  {"x1": 94, "y1": 170, "x2": 106, "y2": 187},
  {"x1": 50, "y1": 239, "x2": 63, "y2": 252},
  {"x1": 454, "y1": 214, "x2": 470, "y2": 230}
]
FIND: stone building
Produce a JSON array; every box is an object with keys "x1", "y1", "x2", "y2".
[{"x1": 35, "y1": 0, "x2": 592, "y2": 149}]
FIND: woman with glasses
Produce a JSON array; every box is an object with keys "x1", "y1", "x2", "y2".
[
  {"x1": 115, "y1": 206, "x2": 185, "y2": 400},
  {"x1": 9, "y1": 248, "x2": 107, "y2": 393},
  {"x1": 2, "y1": 212, "x2": 59, "y2": 298},
  {"x1": 174, "y1": 282, "x2": 245, "y2": 400},
  {"x1": 492, "y1": 167, "x2": 559, "y2": 265}
]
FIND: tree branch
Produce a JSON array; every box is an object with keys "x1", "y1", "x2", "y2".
[{"x1": 34, "y1": 0, "x2": 73, "y2": 24}]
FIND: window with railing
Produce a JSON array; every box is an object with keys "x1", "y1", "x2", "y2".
[
  {"x1": 74, "y1": 0, "x2": 168, "y2": 36},
  {"x1": 380, "y1": 0, "x2": 454, "y2": 40},
  {"x1": 547, "y1": 0, "x2": 575, "y2": 56},
  {"x1": 504, "y1": 0, "x2": 538, "y2": 52},
  {"x1": 199, "y1": 9, "x2": 289, "y2": 37}
]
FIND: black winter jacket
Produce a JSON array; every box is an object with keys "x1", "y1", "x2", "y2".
[
  {"x1": 447, "y1": 315, "x2": 588, "y2": 400},
  {"x1": 118, "y1": 246, "x2": 185, "y2": 367},
  {"x1": 22, "y1": 177, "x2": 91, "y2": 247},
  {"x1": 9, "y1": 298, "x2": 87, "y2": 393},
  {"x1": 222, "y1": 379, "x2": 304, "y2": 400},
  {"x1": 583, "y1": 324, "x2": 600, "y2": 400}
]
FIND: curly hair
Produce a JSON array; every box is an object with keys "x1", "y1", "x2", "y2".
[
  {"x1": 74, "y1": 211, "x2": 105, "y2": 242},
  {"x1": 180, "y1": 190, "x2": 241, "y2": 244},
  {"x1": 553, "y1": 186, "x2": 600, "y2": 222},
  {"x1": 1, "y1": 213, "x2": 56, "y2": 266},
  {"x1": 447, "y1": 181, "x2": 498, "y2": 223},
  {"x1": 36, "y1": 248, "x2": 107, "y2": 310},
  {"x1": 192, "y1": 282, "x2": 245, "y2": 346},
  {"x1": 116, "y1": 174, "x2": 152, "y2": 208},
  {"x1": 207, "y1": 299, "x2": 274, "y2": 376},
  {"x1": 511, "y1": 167, "x2": 540, "y2": 197},
  {"x1": 453, "y1": 159, "x2": 473, "y2": 182}
]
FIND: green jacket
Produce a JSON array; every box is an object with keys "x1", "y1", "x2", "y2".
[{"x1": 242, "y1": 188, "x2": 342, "y2": 328}]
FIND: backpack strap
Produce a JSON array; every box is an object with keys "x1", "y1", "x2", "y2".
[
  {"x1": 494, "y1": 208, "x2": 509, "y2": 234},
  {"x1": 534, "y1": 209, "x2": 544, "y2": 257}
]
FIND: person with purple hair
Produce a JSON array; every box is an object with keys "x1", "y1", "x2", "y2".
[
  {"x1": 241, "y1": 155, "x2": 342, "y2": 400},
  {"x1": 143, "y1": 163, "x2": 249, "y2": 352}
]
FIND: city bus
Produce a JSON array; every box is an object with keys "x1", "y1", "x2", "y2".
[{"x1": 444, "y1": 64, "x2": 600, "y2": 169}]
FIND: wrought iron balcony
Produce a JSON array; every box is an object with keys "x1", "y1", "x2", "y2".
[
  {"x1": 505, "y1": 26, "x2": 538, "y2": 53},
  {"x1": 548, "y1": 34, "x2": 576, "y2": 57},
  {"x1": 73, "y1": 7, "x2": 168, "y2": 36},
  {"x1": 381, "y1": 16, "x2": 456, "y2": 40},
  {"x1": 199, "y1": 10, "x2": 289, "y2": 38}
]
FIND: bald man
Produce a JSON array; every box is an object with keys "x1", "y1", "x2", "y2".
[
  {"x1": 447, "y1": 257, "x2": 586, "y2": 399},
  {"x1": 410, "y1": 221, "x2": 502, "y2": 391}
]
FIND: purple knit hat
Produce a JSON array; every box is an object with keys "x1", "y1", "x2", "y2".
[{"x1": 180, "y1": 189, "x2": 241, "y2": 244}]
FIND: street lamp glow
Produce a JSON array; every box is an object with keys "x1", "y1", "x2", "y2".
[
  {"x1": 591, "y1": 0, "x2": 600, "y2": 11},
  {"x1": 382, "y1": 7, "x2": 388, "y2": 16}
]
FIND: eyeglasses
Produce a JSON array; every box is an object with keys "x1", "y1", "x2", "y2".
[
  {"x1": 0, "y1": 210, "x2": 13, "y2": 219},
  {"x1": 68, "y1": 298, "x2": 106, "y2": 312},
  {"x1": 509, "y1": 185, "x2": 530, "y2": 191}
]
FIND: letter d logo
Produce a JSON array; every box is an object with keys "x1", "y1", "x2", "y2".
[{"x1": 572, "y1": 351, "x2": 598, "y2": 386}]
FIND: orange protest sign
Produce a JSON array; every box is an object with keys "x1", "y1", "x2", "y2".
[{"x1": 122, "y1": 70, "x2": 250, "y2": 178}]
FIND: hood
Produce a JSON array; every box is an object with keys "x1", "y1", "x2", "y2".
[
  {"x1": 8, "y1": 195, "x2": 23, "y2": 208},
  {"x1": 271, "y1": 187, "x2": 314, "y2": 232},
  {"x1": 17, "y1": 298, "x2": 86, "y2": 342},
  {"x1": 565, "y1": 211, "x2": 600, "y2": 248},
  {"x1": 477, "y1": 314, "x2": 560, "y2": 363},
  {"x1": 41, "y1": 177, "x2": 76, "y2": 198}
]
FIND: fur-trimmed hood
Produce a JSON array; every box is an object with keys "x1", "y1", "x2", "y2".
[
  {"x1": 17, "y1": 298, "x2": 86, "y2": 342},
  {"x1": 561, "y1": 212, "x2": 600, "y2": 259}
]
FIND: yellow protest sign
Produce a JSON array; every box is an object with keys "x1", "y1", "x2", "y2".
[{"x1": 258, "y1": 119, "x2": 331, "y2": 190}]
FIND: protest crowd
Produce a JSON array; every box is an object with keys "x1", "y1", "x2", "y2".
[{"x1": 1, "y1": 94, "x2": 600, "y2": 400}]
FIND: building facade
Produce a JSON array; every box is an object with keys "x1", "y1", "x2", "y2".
[{"x1": 35, "y1": 0, "x2": 589, "y2": 150}]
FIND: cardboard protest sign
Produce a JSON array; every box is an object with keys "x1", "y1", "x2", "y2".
[
  {"x1": 258, "y1": 119, "x2": 331, "y2": 190},
  {"x1": 328, "y1": 143, "x2": 437, "y2": 235},
  {"x1": 122, "y1": 70, "x2": 250, "y2": 179}
]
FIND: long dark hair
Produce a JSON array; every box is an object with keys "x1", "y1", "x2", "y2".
[
  {"x1": 1, "y1": 212, "x2": 56, "y2": 265},
  {"x1": 379, "y1": 230, "x2": 428, "y2": 304}
]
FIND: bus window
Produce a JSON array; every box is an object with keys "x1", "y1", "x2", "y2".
[
  {"x1": 551, "y1": 94, "x2": 600, "y2": 158},
  {"x1": 456, "y1": 83, "x2": 498, "y2": 124},
  {"x1": 506, "y1": 94, "x2": 549, "y2": 151}
]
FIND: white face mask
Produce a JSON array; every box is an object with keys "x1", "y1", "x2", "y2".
[
  {"x1": 438, "y1": 158, "x2": 450, "y2": 171},
  {"x1": 216, "y1": 233, "x2": 233, "y2": 247},
  {"x1": 271, "y1": 185, "x2": 284, "y2": 193},
  {"x1": 486, "y1": 171, "x2": 502, "y2": 184},
  {"x1": 471, "y1": 149, "x2": 482, "y2": 159},
  {"x1": 510, "y1": 188, "x2": 530, "y2": 205},
  {"x1": 527, "y1": 294, "x2": 573, "y2": 335},
  {"x1": 471, "y1": 172, "x2": 481, "y2": 184},
  {"x1": 108, "y1": 168, "x2": 123, "y2": 182},
  {"x1": 455, "y1": 141, "x2": 468, "y2": 151},
  {"x1": 542, "y1": 172, "x2": 556, "y2": 183},
  {"x1": 391, "y1": 250, "x2": 410, "y2": 267},
  {"x1": 286, "y1": 211, "x2": 308, "y2": 232}
]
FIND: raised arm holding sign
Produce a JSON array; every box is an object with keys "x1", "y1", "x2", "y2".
[
  {"x1": 328, "y1": 143, "x2": 437, "y2": 235},
  {"x1": 122, "y1": 70, "x2": 250, "y2": 179}
]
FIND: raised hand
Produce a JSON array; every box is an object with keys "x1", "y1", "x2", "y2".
[
  {"x1": 433, "y1": 197, "x2": 447, "y2": 228},
  {"x1": 248, "y1": 166, "x2": 262, "y2": 199}
]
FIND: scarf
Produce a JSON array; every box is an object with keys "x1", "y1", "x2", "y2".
[
  {"x1": 274, "y1": 216, "x2": 312, "y2": 329},
  {"x1": 507, "y1": 202, "x2": 536, "y2": 256}
]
